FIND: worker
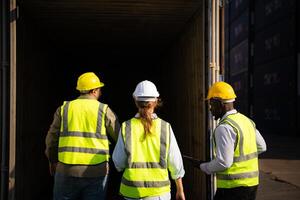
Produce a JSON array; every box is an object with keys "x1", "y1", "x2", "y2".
[
  {"x1": 200, "y1": 81, "x2": 267, "y2": 200},
  {"x1": 112, "y1": 80, "x2": 186, "y2": 200},
  {"x1": 45, "y1": 72, "x2": 120, "y2": 200}
]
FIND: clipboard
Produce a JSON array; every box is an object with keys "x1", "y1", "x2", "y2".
[{"x1": 182, "y1": 155, "x2": 205, "y2": 168}]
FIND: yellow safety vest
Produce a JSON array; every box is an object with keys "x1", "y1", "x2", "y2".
[
  {"x1": 215, "y1": 112, "x2": 259, "y2": 188},
  {"x1": 120, "y1": 118, "x2": 171, "y2": 198},
  {"x1": 58, "y1": 99, "x2": 109, "y2": 165}
]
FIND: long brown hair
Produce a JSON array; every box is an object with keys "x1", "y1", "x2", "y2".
[{"x1": 136, "y1": 99, "x2": 162, "y2": 138}]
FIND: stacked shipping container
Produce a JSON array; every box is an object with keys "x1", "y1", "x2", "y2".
[
  {"x1": 226, "y1": 0, "x2": 252, "y2": 116},
  {"x1": 253, "y1": 0, "x2": 297, "y2": 135},
  {"x1": 225, "y1": 0, "x2": 299, "y2": 135}
]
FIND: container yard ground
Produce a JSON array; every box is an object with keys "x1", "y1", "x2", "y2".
[{"x1": 257, "y1": 133, "x2": 300, "y2": 200}]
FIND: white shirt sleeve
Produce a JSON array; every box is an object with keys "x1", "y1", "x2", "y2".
[
  {"x1": 112, "y1": 130, "x2": 127, "y2": 172},
  {"x1": 256, "y1": 129, "x2": 267, "y2": 154},
  {"x1": 167, "y1": 126, "x2": 185, "y2": 179},
  {"x1": 203, "y1": 124, "x2": 236, "y2": 174}
]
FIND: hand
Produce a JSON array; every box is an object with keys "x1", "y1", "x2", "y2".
[
  {"x1": 191, "y1": 159, "x2": 202, "y2": 169},
  {"x1": 175, "y1": 178, "x2": 185, "y2": 200},
  {"x1": 49, "y1": 162, "x2": 57, "y2": 176},
  {"x1": 182, "y1": 155, "x2": 204, "y2": 169},
  {"x1": 176, "y1": 191, "x2": 185, "y2": 200}
]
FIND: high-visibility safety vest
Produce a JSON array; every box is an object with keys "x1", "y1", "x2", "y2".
[
  {"x1": 58, "y1": 99, "x2": 109, "y2": 165},
  {"x1": 215, "y1": 112, "x2": 259, "y2": 188},
  {"x1": 120, "y1": 118, "x2": 171, "y2": 198}
]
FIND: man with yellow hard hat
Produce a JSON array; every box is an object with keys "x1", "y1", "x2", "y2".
[
  {"x1": 200, "y1": 81, "x2": 267, "y2": 200},
  {"x1": 45, "y1": 72, "x2": 120, "y2": 200}
]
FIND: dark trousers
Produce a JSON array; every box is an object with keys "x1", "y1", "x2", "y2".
[{"x1": 214, "y1": 186, "x2": 258, "y2": 200}]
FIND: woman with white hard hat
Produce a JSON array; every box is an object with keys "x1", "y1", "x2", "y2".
[{"x1": 112, "y1": 80, "x2": 186, "y2": 200}]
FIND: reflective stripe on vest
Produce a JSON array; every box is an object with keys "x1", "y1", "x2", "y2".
[
  {"x1": 120, "y1": 118, "x2": 171, "y2": 198},
  {"x1": 58, "y1": 99, "x2": 109, "y2": 165},
  {"x1": 216, "y1": 113, "x2": 259, "y2": 188}
]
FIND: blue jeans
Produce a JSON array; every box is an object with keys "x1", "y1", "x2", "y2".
[{"x1": 53, "y1": 173, "x2": 108, "y2": 200}]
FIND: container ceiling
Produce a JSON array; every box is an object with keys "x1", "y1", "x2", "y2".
[{"x1": 21, "y1": 0, "x2": 203, "y2": 53}]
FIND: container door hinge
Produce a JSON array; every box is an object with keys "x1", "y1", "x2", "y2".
[{"x1": 10, "y1": 6, "x2": 19, "y2": 22}]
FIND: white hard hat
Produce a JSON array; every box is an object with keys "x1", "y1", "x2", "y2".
[{"x1": 133, "y1": 80, "x2": 159, "y2": 101}]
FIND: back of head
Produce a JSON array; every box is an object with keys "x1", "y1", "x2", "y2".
[
  {"x1": 76, "y1": 72, "x2": 104, "y2": 92},
  {"x1": 133, "y1": 80, "x2": 160, "y2": 137},
  {"x1": 206, "y1": 81, "x2": 237, "y2": 102}
]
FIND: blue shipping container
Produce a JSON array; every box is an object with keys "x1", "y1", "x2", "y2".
[
  {"x1": 254, "y1": 16, "x2": 296, "y2": 65},
  {"x1": 253, "y1": 56, "x2": 296, "y2": 98},
  {"x1": 229, "y1": 39, "x2": 249, "y2": 76},
  {"x1": 254, "y1": 0, "x2": 296, "y2": 32},
  {"x1": 229, "y1": 10, "x2": 249, "y2": 48}
]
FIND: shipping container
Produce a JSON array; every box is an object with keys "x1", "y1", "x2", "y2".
[
  {"x1": 229, "y1": 71, "x2": 249, "y2": 115},
  {"x1": 230, "y1": 71, "x2": 249, "y2": 100},
  {"x1": 225, "y1": 28, "x2": 229, "y2": 53},
  {"x1": 229, "y1": 10, "x2": 249, "y2": 48},
  {"x1": 225, "y1": 1, "x2": 230, "y2": 27},
  {"x1": 253, "y1": 56, "x2": 298, "y2": 136},
  {"x1": 229, "y1": 39, "x2": 249, "y2": 76},
  {"x1": 253, "y1": 56, "x2": 297, "y2": 98},
  {"x1": 229, "y1": 0, "x2": 249, "y2": 22},
  {"x1": 253, "y1": 98, "x2": 296, "y2": 135},
  {"x1": 254, "y1": 15, "x2": 296, "y2": 65},
  {"x1": 1, "y1": 1, "x2": 214, "y2": 200},
  {"x1": 226, "y1": 0, "x2": 252, "y2": 118},
  {"x1": 225, "y1": 0, "x2": 299, "y2": 137},
  {"x1": 254, "y1": 0, "x2": 296, "y2": 32}
]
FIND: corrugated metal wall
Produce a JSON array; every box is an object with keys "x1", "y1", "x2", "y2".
[
  {"x1": 16, "y1": 12, "x2": 61, "y2": 199},
  {"x1": 159, "y1": 9, "x2": 207, "y2": 200}
]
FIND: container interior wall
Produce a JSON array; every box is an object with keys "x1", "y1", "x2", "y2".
[
  {"x1": 15, "y1": 4, "x2": 207, "y2": 200},
  {"x1": 296, "y1": 1, "x2": 300, "y2": 138},
  {"x1": 159, "y1": 10, "x2": 207, "y2": 200},
  {"x1": 16, "y1": 14, "x2": 61, "y2": 199}
]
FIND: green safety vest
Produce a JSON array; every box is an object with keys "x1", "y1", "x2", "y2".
[
  {"x1": 58, "y1": 99, "x2": 109, "y2": 165},
  {"x1": 120, "y1": 118, "x2": 171, "y2": 198},
  {"x1": 215, "y1": 112, "x2": 259, "y2": 188}
]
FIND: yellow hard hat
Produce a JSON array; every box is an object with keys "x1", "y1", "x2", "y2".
[
  {"x1": 76, "y1": 72, "x2": 104, "y2": 91},
  {"x1": 206, "y1": 81, "x2": 237, "y2": 100}
]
